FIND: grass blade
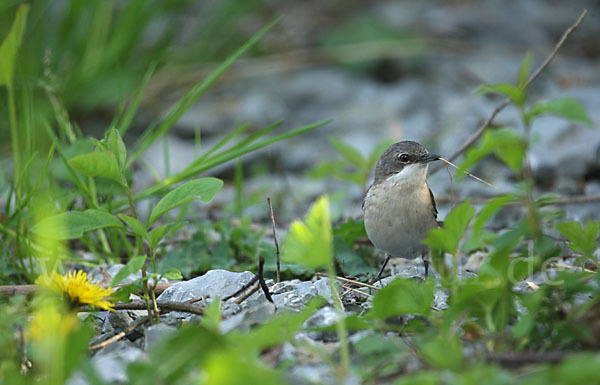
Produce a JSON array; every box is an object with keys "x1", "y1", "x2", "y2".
[
  {"x1": 117, "y1": 62, "x2": 157, "y2": 135},
  {"x1": 140, "y1": 119, "x2": 331, "y2": 200},
  {"x1": 196, "y1": 123, "x2": 250, "y2": 163},
  {"x1": 127, "y1": 17, "x2": 281, "y2": 167}
]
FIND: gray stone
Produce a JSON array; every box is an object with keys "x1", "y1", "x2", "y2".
[
  {"x1": 157, "y1": 270, "x2": 256, "y2": 319},
  {"x1": 304, "y1": 306, "x2": 339, "y2": 329},
  {"x1": 91, "y1": 341, "x2": 145, "y2": 383},
  {"x1": 105, "y1": 310, "x2": 134, "y2": 334},
  {"x1": 464, "y1": 252, "x2": 488, "y2": 273},
  {"x1": 219, "y1": 301, "x2": 276, "y2": 334},
  {"x1": 272, "y1": 278, "x2": 339, "y2": 311},
  {"x1": 144, "y1": 323, "x2": 177, "y2": 352},
  {"x1": 158, "y1": 269, "x2": 255, "y2": 302},
  {"x1": 304, "y1": 306, "x2": 340, "y2": 342}
]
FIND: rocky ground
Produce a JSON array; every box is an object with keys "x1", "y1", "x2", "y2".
[
  {"x1": 67, "y1": 1, "x2": 600, "y2": 383},
  {"x1": 132, "y1": 0, "x2": 600, "y2": 226}
]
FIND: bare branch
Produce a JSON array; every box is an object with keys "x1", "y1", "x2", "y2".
[{"x1": 431, "y1": 9, "x2": 588, "y2": 174}]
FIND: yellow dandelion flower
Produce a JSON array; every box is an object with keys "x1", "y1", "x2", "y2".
[
  {"x1": 35, "y1": 270, "x2": 115, "y2": 311},
  {"x1": 28, "y1": 303, "x2": 79, "y2": 342}
]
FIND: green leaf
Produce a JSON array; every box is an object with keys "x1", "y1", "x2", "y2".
[
  {"x1": 457, "y1": 127, "x2": 525, "y2": 178},
  {"x1": 203, "y1": 352, "x2": 283, "y2": 385},
  {"x1": 553, "y1": 353, "x2": 600, "y2": 385},
  {"x1": 233, "y1": 298, "x2": 322, "y2": 354},
  {"x1": 334, "y1": 237, "x2": 377, "y2": 276},
  {"x1": 518, "y1": 51, "x2": 533, "y2": 88},
  {"x1": 328, "y1": 136, "x2": 365, "y2": 168},
  {"x1": 464, "y1": 194, "x2": 518, "y2": 251},
  {"x1": 419, "y1": 334, "x2": 464, "y2": 371},
  {"x1": 106, "y1": 128, "x2": 127, "y2": 168},
  {"x1": 127, "y1": 325, "x2": 224, "y2": 384},
  {"x1": 148, "y1": 221, "x2": 188, "y2": 251},
  {"x1": 528, "y1": 97, "x2": 593, "y2": 126},
  {"x1": 394, "y1": 373, "x2": 439, "y2": 385},
  {"x1": 423, "y1": 200, "x2": 475, "y2": 255},
  {"x1": 200, "y1": 297, "x2": 222, "y2": 333},
  {"x1": 282, "y1": 196, "x2": 332, "y2": 269},
  {"x1": 118, "y1": 214, "x2": 147, "y2": 237},
  {"x1": 556, "y1": 220, "x2": 600, "y2": 259},
  {"x1": 111, "y1": 255, "x2": 147, "y2": 286},
  {"x1": 472, "y1": 195, "x2": 518, "y2": 234},
  {"x1": 149, "y1": 178, "x2": 223, "y2": 225},
  {"x1": 476, "y1": 83, "x2": 525, "y2": 108},
  {"x1": 161, "y1": 267, "x2": 183, "y2": 281},
  {"x1": 32, "y1": 209, "x2": 124, "y2": 240},
  {"x1": 334, "y1": 217, "x2": 367, "y2": 248},
  {"x1": 366, "y1": 277, "x2": 435, "y2": 319},
  {"x1": 0, "y1": 5, "x2": 29, "y2": 88},
  {"x1": 69, "y1": 151, "x2": 123, "y2": 184}
]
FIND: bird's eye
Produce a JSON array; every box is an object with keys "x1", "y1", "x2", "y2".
[{"x1": 398, "y1": 153, "x2": 409, "y2": 163}]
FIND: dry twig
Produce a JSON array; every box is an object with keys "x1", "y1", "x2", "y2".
[
  {"x1": 486, "y1": 351, "x2": 566, "y2": 368},
  {"x1": 434, "y1": 194, "x2": 600, "y2": 206},
  {"x1": 0, "y1": 281, "x2": 174, "y2": 298},
  {"x1": 80, "y1": 300, "x2": 204, "y2": 316},
  {"x1": 267, "y1": 197, "x2": 281, "y2": 283},
  {"x1": 439, "y1": 157, "x2": 498, "y2": 189},
  {"x1": 315, "y1": 273, "x2": 381, "y2": 291},
  {"x1": 258, "y1": 256, "x2": 275, "y2": 304},
  {"x1": 223, "y1": 276, "x2": 258, "y2": 302},
  {"x1": 234, "y1": 282, "x2": 260, "y2": 304},
  {"x1": 89, "y1": 315, "x2": 149, "y2": 351}
]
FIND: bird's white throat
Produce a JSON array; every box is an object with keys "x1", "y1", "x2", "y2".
[{"x1": 386, "y1": 163, "x2": 429, "y2": 189}]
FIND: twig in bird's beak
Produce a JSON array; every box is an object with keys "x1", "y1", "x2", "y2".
[{"x1": 439, "y1": 157, "x2": 499, "y2": 190}]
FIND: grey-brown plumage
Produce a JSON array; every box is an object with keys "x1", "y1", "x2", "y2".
[{"x1": 362, "y1": 141, "x2": 440, "y2": 277}]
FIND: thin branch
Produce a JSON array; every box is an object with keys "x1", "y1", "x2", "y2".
[
  {"x1": 267, "y1": 197, "x2": 281, "y2": 283},
  {"x1": 486, "y1": 351, "x2": 566, "y2": 368},
  {"x1": 431, "y1": 9, "x2": 588, "y2": 174},
  {"x1": 341, "y1": 287, "x2": 372, "y2": 298},
  {"x1": 0, "y1": 284, "x2": 37, "y2": 296},
  {"x1": 89, "y1": 315, "x2": 149, "y2": 351},
  {"x1": 258, "y1": 256, "x2": 275, "y2": 304},
  {"x1": 185, "y1": 294, "x2": 210, "y2": 305},
  {"x1": 316, "y1": 273, "x2": 381, "y2": 291},
  {"x1": 234, "y1": 282, "x2": 260, "y2": 304},
  {"x1": 81, "y1": 300, "x2": 204, "y2": 316},
  {"x1": 434, "y1": 194, "x2": 600, "y2": 206},
  {"x1": 0, "y1": 281, "x2": 174, "y2": 298},
  {"x1": 222, "y1": 276, "x2": 258, "y2": 302},
  {"x1": 550, "y1": 262, "x2": 596, "y2": 274},
  {"x1": 439, "y1": 157, "x2": 497, "y2": 189}
]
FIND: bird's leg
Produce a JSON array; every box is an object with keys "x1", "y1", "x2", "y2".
[
  {"x1": 422, "y1": 252, "x2": 429, "y2": 279},
  {"x1": 373, "y1": 253, "x2": 391, "y2": 283}
]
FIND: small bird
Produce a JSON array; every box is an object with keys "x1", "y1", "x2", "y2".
[{"x1": 362, "y1": 141, "x2": 440, "y2": 279}]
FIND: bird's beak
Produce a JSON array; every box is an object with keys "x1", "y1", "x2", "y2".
[{"x1": 419, "y1": 153, "x2": 441, "y2": 163}]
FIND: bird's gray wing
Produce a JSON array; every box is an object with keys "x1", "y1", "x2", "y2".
[
  {"x1": 427, "y1": 183, "x2": 441, "y2": 225},
  {"x1": 362, "y1": 184, "x2": 373, "y2": 211}
]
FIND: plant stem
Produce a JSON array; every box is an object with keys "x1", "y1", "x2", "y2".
[
  {"x1": 124, "y1": 181, "x2": 156, "y2": 323},
  {"x1": 521, "y1": 118, "x2": 542, "y2": 240},
  {"x1": 327, "y1": 260, "x2": 350, "y2": 377},
  {"x1": 150, "y1": 250, "x2": 161, "y2": 322},
  {"x1": 88, "y1": 177, "x2": 113, "y2": 255},
  {"x1": 8, "y1": 86, "x2": 21, "y2": 201},
  {"x1": 452, "y1": 252, "x2": 458, "y2": 299}
]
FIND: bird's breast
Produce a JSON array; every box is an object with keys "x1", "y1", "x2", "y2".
[{"x1": 363, "y1": 179, "x2": 438, "y2": 259}]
